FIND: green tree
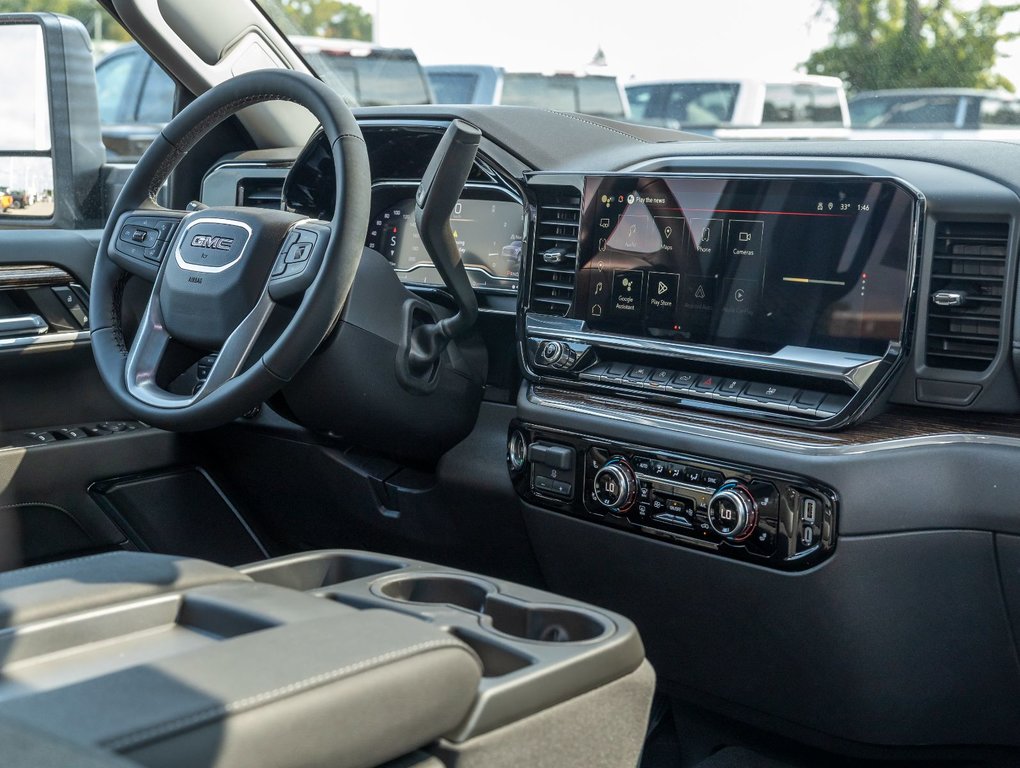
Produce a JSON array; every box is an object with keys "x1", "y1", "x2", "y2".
[
  {"x1": 0, "y1": 0, "x2": 130, "y2": 41},
  {"x1": 278, "y1": 0, "x2": 372, "y2": 40},
  {"x1": 804, "y1": 0, "x2": 1020, "y2": 93}
]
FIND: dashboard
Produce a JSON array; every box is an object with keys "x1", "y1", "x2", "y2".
[{"x1": 198, "y1": 111, "x2": 1020, "y2": 755}]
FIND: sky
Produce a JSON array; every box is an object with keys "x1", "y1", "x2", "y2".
[
  {"x1": 0, "y1": 25, "x2": 51, "y2": 152},
  {"x1": 355, "y1": 0, "x2": 1020, "y2": 87}
]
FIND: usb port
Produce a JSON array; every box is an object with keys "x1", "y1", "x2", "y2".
[{"x1": 802, "y1": 498, "x2": 817, "y2": 525}]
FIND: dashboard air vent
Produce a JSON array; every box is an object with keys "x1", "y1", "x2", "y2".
[
  {"x1": 925, "y1": 221, "x2": 1008, "y2": 371},
  {"x1": 530, "y1": 188, "x2": 581, "y2": 316},
  {"x1": 236, "y1": 176, "x2": 284, "y2": 210}
]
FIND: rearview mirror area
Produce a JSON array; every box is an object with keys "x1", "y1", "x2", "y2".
[{"x1": 0, "y1": 14, "x2": 105, "y2": 228}]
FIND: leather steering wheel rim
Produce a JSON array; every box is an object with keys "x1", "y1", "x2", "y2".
[{"x1": 90, "y1": 70, "x2": 370, "y2": 432}]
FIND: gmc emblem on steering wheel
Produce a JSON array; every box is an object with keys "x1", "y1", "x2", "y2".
[{"x1": 190, "y1": 234, "x2": 234, "y2": 251}]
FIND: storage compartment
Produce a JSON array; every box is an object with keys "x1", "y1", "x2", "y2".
[
  {"x1": 376, "y1": 573, "x2": 609, "y2": 643},
  {"x1": 90, "y1": 467, "x2": 267, "y2": 565},
  {"x1": 240, "y1": 550, "x2": 406, "y2": 591}
]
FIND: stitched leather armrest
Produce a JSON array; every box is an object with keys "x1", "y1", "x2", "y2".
[
  {"x1": 0, "y1": 551, "x2": 249, "y2": 626},
  {"x1": 0, "y1": 606, "x2": 482, "y2": 768}
]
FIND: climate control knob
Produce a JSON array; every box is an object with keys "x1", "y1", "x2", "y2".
[
  {"x1": 593, "y1": 458, "x2": 636, "y2": 514},
  {"x1": 707, "y1": 482, "x2": 758, "y2": 541}
]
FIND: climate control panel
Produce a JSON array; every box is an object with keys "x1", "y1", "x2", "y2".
[{"x1": 508, "y1": 422, "x2": 837, "y2": 569}]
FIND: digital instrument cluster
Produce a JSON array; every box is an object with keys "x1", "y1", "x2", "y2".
[{"x1": 367, "y1": 196, "x2": 525, "y2": 291}]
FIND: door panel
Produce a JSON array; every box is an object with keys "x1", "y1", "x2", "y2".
[{"x1": 0, "y1": 229, "x2": 172, "y2": 569}]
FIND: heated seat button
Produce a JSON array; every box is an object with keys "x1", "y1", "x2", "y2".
[{"x1": 682, "y1": 466, "x2": 705, "y2": 485}]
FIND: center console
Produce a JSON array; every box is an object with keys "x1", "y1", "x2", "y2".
[
  {"x1": 516, "y1": 171, "x2": 920, "y2": 569},
  {"x1": 0, "y1": 551, "x2": 653, "y2": 768},
  {"x1": 522, "y1": 172, "x2": 922, "y2": 429}
]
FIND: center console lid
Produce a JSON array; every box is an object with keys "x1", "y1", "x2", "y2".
[{"x1": 0, "y1": 578, "x2": 482, "y2": 768}]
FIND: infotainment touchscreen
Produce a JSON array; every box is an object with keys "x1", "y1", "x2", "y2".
[{"x1": 575, "y1": 175, "x2": 917, "y2": 356}]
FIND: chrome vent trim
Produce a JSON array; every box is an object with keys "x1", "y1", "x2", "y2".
[{"x1": 925, "y1": 221, "x2": 1008, "y2": 372}]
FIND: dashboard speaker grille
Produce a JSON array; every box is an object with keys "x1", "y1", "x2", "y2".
[
  {"x1": 236, "y1": 177, "x2": 284, "y2": 210},
  {"x1": 530, "y1": 188, "x2": 581, "y2": 316},
  {"x1": 925, "y1": 221, "x2": 1008, "y2": 371}
]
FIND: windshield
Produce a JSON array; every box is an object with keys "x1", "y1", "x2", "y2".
[
  {"x1": 249, "y1": 0, "x2": 1020, "y2": 138},
  {"x1": 58, "y1": 0, "x2": 1020, "y2": 141},
  {"x1": 626, "y1": 83, "x2": 740, "y2": 126},
  {"x1": 500, "y1": 73, "x2": 626, "y2": 117},
  {"x1": 299, "y1": 46, "x2": 431, "y2": 106}
]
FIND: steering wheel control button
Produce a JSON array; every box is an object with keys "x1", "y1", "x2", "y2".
[
  {"x1": 121, "y1": 226, "x2": 156, "y2": 247},
  {"x1": 285, "y1": 241, "x2": 313, "y2": 264},
  {"x1": 156, "y1": 220, "x2": 178, "y2": 241}
]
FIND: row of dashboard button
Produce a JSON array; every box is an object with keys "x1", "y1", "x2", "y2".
[
  {"x1": 633, "y1": 456, "x2": 725, "y2": 489},
  {"x1": 579, "y1": 362, "x2": 850, "y2": 417}
]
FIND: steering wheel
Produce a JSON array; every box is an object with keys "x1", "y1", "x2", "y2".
[{"x1": 90, "y1": 70, "x2": 370, "y2": 431}]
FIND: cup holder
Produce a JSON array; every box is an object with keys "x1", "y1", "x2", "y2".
[
  {"x1": 376, "y1": 574, "x2": 609, "y2": 644},
  {"x1": 242, "y1": 552, "x2": 406, "y2": 591},
  {"x1": 484, "y1": 596, "x2": 606, "y2": 643},
  {"x1": 377, "y1": 575, "x2": 492, "y2": 612}
]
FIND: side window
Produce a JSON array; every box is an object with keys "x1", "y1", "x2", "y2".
[
  {"x1": 95, "y1": 51, "x2": 135, "y2": 124},
  {"x1": 626, "y1": 85, "x2": 656, "y2": 120},
  {"x1": 577, "y1": 78, "x2": 625, "y2": 118},
  {"x1": 665, "y1": 83, "x2": 739, "y2": 124},
  {"x1": 762, "y1": 84, "x2": 796, "y2": 123},
  {"x1": 980, "y1": 98, "x2": 1020, "y2": 127},
  {"x1": 807, "y1": 86, "x2": 843, "y2": 125},
  {"x1": 883, "y1": 96, "x2": 959, "y2": 126},
  {"x1": 135, "y1": 61, "x2": 176, "y2": 123}
]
